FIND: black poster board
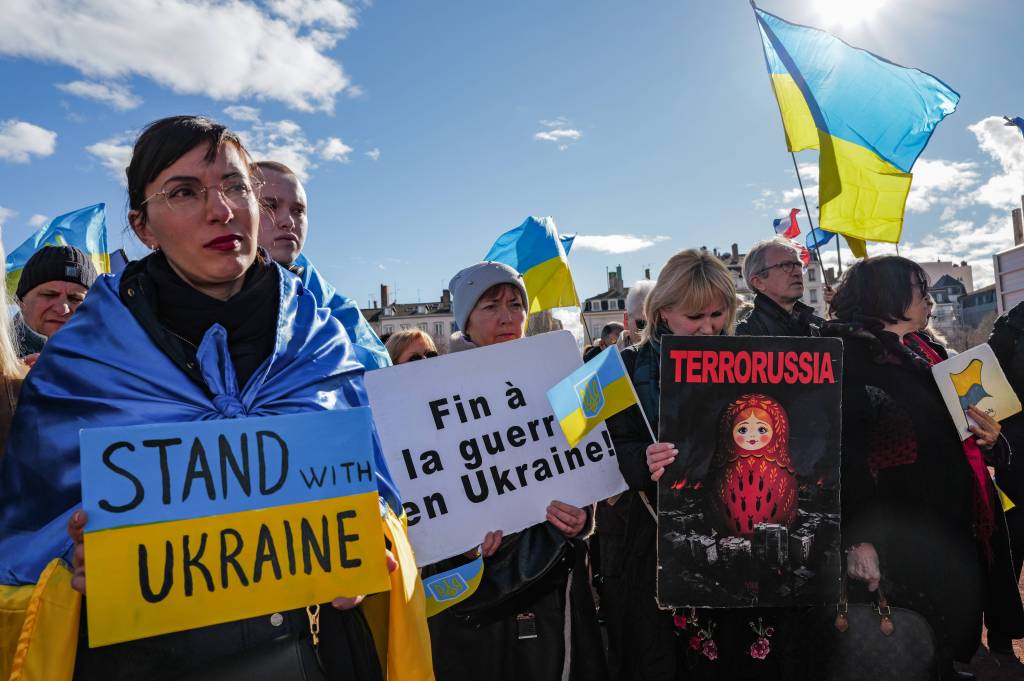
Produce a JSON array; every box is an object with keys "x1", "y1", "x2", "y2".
[{"x1": 657, "y1": 336, "x2": 843, "y2": 608}]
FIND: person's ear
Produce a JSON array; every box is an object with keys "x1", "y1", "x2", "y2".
[{"x1": 129, "y1": 210, "x2": 159, "y2": 251}]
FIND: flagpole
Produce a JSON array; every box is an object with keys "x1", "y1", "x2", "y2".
[{"x1": 790, "y1": 151, "x2": 828, "y2": 284}]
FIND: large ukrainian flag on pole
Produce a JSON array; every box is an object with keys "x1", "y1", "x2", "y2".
[
  {"x1": 753, "y1": 3, "x2": 959, "y2": 246},
  {"x1": 547, "y1": 346, "x2": 637, "y2": 448},
  {"x1": 485, "y1": 216, "x2": 580, "y2": 315},
  {"x1": 5, "y1": 203, "x2": 111, "y2": 296}
]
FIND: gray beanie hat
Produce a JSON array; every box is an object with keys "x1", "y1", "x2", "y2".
[{"x1": 449, "y1": 261, "x2": 528, "y2": 332}]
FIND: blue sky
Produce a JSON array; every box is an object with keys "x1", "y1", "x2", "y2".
[{"x1": 1, "y1": 0, "x2": 1022, "y2": 306}]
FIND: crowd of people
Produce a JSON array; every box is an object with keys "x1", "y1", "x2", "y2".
[{"x1": 0, "y1": 114, "x2": 1021, "y2": 681}]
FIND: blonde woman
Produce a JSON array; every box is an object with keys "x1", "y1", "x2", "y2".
[
  {"x1": 385, "y1": 328, "x2": 438, "y2": 364},
  {"x1": 605, "y1": 249, "x2": 737, "y2": 681},
  {"x1": 0, "y1": 240, "x2": 27, "y2": 461}
]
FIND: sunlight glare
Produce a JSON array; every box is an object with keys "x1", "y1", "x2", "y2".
[{"x1": 813, "y1": 0, "x2": 888, "y2": 28}]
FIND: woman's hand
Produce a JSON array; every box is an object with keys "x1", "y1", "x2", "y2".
[
  {"x1": 846, "y1": 542, "x2": 880, "y2": 592},
  {"x1": 68, "y1": 510, "x2": 87, "y2": 594},
  {"x1": 646, "y1": 442, "x2": 678, "y2": 482},
  {"x1": 967, "y1": 405, "x2": 1000, "y2": 450},
  {"x1": 547, "y1": 500, "x2": 587, "y2": 538},
  {"x1": 331, "y1": 550, "x2": 399, "y2": 610}
]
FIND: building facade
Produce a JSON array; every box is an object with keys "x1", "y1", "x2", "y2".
[{"x1": 361, "y1": 284, "x2": 456, "y2": 353}]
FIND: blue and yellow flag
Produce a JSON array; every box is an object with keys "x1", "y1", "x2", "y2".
[
  {"x1": 5, "y1": 203, "x2": 111, "y2": 296},
  {"x1": 485, "y1": 216, "x2": 580, "y2": 315},
  {"x1": 422, "y1": 555, "x2": 484, "y2": 618},
  {"x1": 754, "y1": 5, "x2": 959, "y2": 245},
  {"x1": 547, "y1": 346, "x2": 637, "y2": 448}
]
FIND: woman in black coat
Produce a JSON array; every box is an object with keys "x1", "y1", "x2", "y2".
[
  {"x1": 608, "y1": 249, "x2": 801, "y2": 681},
  {"x1": 823, "y1": 256, "x2": 1024, "y2": 680}
]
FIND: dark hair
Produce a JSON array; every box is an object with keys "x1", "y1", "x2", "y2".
[
  {"x1": 254, "y1": 160, "x2": 297, "y2": 178},
  {"x1": 600, "y1": 322, "x2": 624, "y2": 342},
  {"x1": 829, "y1": 255, "x2": 929, "y2": 325},
  {"x1": 126, "y1": 115, "x2": 252, "y2": 215}
]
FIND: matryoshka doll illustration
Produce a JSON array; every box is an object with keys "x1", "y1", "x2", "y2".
[{"x1": 707, "y1": 394, "x2": 797, "y2": 537}]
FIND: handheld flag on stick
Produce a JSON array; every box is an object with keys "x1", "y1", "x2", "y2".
[
  {"x1": 1006, "y1": 116, "x2": 1024, "y2": 140},
  {"x1": 5, "y1": 203, "x2": 111, "y2": 296},
  {"x1": 486, "y1": 216, "x2": 580, "y2": 315},
  {"x1": 422, "y1": 554, "x2": 484, "y2": 617},
  {"x1": 560, "y1": 233, "x2": 577, "y2": 255},
  {"x1": 547, "y1": 346, "x2": 640, "y2": 447},
  {"x1": 753, "y1": 3, "x2": 959, "y2": 246},
  {"x1": 805, "y1": 226, "x2": 835, "y2": 250},
  {"x1": 773, "y1": 208, "x2": 801, "y2": 238}
]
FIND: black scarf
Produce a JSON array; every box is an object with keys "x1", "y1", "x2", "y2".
[{"x1": 145, "y1": 251, "x2": 279, "y2": 389}]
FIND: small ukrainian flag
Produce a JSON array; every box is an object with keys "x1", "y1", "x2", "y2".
[
  {"x1": 422, "y1": 554, "x2": 484, "y2": 617},
  {"x1": 547, "y1": 346, "x2": 637, "y2": 448}
]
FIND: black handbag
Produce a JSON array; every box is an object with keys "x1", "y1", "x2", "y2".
[
  {"x1": 451, "y1": 522, "x2": 574, "y2": 622},
  {"x1": 809, "y1": 577, "x2": 938, "y2": 681}
]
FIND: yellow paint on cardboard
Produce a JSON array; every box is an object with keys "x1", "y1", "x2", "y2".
[{"x1": 84, "y1": 492, "x2": 388, "y2": 647}]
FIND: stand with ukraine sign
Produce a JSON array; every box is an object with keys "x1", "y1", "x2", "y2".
[{"x1": 79, "y1": 409, "x2": 391, "y2": 647}]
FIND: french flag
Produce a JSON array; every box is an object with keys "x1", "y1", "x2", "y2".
[{"x1": 773, "y1": 208, "x2": 801, "y2": 239}]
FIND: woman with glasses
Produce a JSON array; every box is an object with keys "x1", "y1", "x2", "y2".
[
  {"x1": 385, "y1": 328, "x2": 438, "y2": 364},
  {"x1": 0, "y1": 116, "x2": 427, "y2": 680},
  {"x1": 822, "y1": 255, "x2": 1023, "y2": 680},
  {"x1": 427, "y1": 261, "x2": 606, "y2": 681}
]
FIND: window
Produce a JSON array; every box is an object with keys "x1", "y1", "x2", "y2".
[
  {"x1": 618, "y1": 300, "x2": 625, "y2": 310},
  {"x1": 418, "y1": 322, "x2": 428, "y2": 331},
  {"x1": 809, "y1": 289, "x2": 818, "y2": 304},
  {"x1": 383, "y1": 325, "x2": 393, "y2": 335},
  {"x1": 808, "y1": 268, "x2": 817, "y2": 282},
  {"x1": 601, "y1": 300, "x2": 609, "y2": 311},
  {"x1": 434, "y1": 322, "x2": 443, "y2": 337},
  {"x1": 400, "y1": 324, "x2": 410, "y2": 331},
  {"x1": 450, "y1": 322, "x2": 458, "y2": 333}
]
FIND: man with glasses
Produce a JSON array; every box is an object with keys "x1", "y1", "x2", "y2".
[
  {"x1": 255, "y1": 160, "x2": 391, "y2": 370},
  {"x1": 736, "y1": 238, "x2": 824, "y2": 337}
]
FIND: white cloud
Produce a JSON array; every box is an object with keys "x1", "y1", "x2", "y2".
[
  {"x1": 365, "y1": 147, "x2": 380, "y2": 161},
  {"x1": 534, "y1": 118, "x2": 582, "y2": 150},
  {"x1": 572, "y1": 234, "x2": 670, "y2": 254},
  {"x1": 56, "y1": 80, "x2": 141, "y2": 110},
  {"x1": 0, "y1": 206, "x2": 15, "y2": 226},
  {"x1": 818, "y1": 214, "x2": 1014, "y2": 288},
  {"x1": 28, "y1": 214, "x2": 49, "y2": 228},
  {"x1": 0, "y1": 119, "x2": 57, "y2": 163},
  {"x1": 85, "y1": 134, "x2": 133, "y2": 183},
  {"x1": 223, "y1": 105, "x2": 262, "y2": 122},
  {"x1": 0, "y1": 0, "x2": 359, "y2": 112},
  {"x1": 320, "y1": 137, "x2": 353, "y2": 162},
  {"x1": 267, "y1": 0, "x2": 357, "y2": 31},
  {"x1": 236, "y1": 112, "x2": 355, "y2": 181},
  {"x1": 535, "y1": 128, "x2": 582, "y2": 143},
  {"x1": 905, "y1": 158, "x2": 980, "y2": 213},
  {"x1": 346, "y1": 84, "x2": 365, "y2": 99},
  {"x1": 968, "y1": 116, "x2": 1024, "y2": 210}
]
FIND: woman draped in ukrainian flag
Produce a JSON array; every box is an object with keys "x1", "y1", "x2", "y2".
[{"x1": 0, "y1": 115, "x2": 431, "y2": 681}]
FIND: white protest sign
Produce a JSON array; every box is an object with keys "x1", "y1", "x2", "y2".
[{"x1": 366, "y1": 330, "x2": 628, "y2": 566}]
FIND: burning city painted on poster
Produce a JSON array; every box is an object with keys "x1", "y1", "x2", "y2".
[{"x1": 656, "y1": 337, "x2": 843, "y2": 608}]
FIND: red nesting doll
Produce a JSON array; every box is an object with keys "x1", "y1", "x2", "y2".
[{"x1": 707, "y1": 394, "x2": 797, "y2": 537}]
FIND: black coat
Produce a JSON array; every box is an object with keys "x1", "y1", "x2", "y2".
[
  {"x1": 735, "y1": 294, "x2": 823, "y2": 338},
  {"x1": 823, "y1": 323, "x2": 1024, "y2": 661},
  {"x1": 607, "y1": 341, "x2": 800, "y2": 681},
  {"x1": 426, "y1": 336, "x2": 607, "y2": 681}
]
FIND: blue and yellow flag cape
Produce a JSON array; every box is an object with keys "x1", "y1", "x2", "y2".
[
  {"x1": 5, "y1": 203, "x2": 112, "y2": 296},
  {"x1": 0, "y1": 263, "x2": 432, "y2": 680},
  {"x1": 753, "y1": 4, "x2": 959, "y2": 248},
  {"x1": 547, "y1": 346, "x2": 638, "y2": 447},
  {"x1": 485, "y1": 216, "x2": 580, "y2": 315},
  {"x1": 293, "y1": 253, "x2": 392, "y2": 371}
]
